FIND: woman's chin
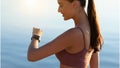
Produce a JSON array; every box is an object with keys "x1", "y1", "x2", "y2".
[{"x1": 64, "y1": 17, "x2": 70, "y2": 21}]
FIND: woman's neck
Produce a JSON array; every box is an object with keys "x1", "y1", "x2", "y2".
[{"x1": 73, "y1": 10, "x2": 88, "y2": 27}]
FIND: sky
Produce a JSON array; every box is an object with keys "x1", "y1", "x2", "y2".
[{"x1": 1, "y1": 0, "x2": 119, "y2": 34}]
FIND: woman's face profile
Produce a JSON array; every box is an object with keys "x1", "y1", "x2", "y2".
[{"x1": 57, "y1": 0, "x2": 75, "y2": 20}]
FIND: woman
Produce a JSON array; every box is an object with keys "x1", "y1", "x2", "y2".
[{"x1": 27, "y1": 0, "x2": 103, "y2": 68}]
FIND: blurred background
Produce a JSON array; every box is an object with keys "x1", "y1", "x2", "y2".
[{"x1": 1, "y1": 0, "x2": 119, "y2": 68}]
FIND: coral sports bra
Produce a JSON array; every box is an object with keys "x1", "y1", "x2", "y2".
[{"x1": 55, "y1": 27, "x2": 93, "y2": 68}]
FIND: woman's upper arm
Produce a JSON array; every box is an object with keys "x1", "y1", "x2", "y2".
[
  {"x1": 90, "y1": 52, "x2": 100, "y2": 68},
  {"x1": 28, "y1": 28, "x2": 77, "y2": 61}
]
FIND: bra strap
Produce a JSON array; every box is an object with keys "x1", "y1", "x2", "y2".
[{"x1": 77, "y1": 27, "x2": 86, "y2": 49}]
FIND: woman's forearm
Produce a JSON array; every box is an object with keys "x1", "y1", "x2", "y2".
[
  {"x1": 90, "y1": 52, "x2": 99, "y2": 68},
  {"x1": 27, "y1": 39, "x2": 39, "y2": 61}
]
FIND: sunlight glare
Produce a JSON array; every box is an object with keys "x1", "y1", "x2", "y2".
[
  {"x1": 19, "y1": 0, "x2": 50, "y2": 16},
  {"x1": 25, "y1": 0, "x2": 37, "y2": 8}
]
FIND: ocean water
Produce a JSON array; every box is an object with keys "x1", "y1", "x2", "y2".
[{"x1": 1, "y1": 24, "x2": 119, "y2": 68}]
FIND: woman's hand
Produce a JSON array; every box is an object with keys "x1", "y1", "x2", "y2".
[{"x1": 32, "y1": 27, "x2": 42, "y2": 37}]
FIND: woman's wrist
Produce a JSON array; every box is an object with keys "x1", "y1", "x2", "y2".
[{"x1": 31, "y1": 35, "x2": 40, "y2": 42}]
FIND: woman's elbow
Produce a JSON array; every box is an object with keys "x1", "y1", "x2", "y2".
[{"x1": 27, "y1": 53, "x2": 38, "y2": 62}]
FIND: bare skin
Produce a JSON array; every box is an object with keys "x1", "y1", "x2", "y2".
[{"x1": 27, "y1": 0, "x2": 99, "y2": 68}]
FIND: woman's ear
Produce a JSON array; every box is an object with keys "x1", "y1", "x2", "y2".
[{"x1": 71, "y1": 1, "x2": 80, "y2": 8}]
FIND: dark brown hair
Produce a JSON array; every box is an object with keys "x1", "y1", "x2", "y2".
[{"x1": 68, "y1": 0, "x2": 103, "y2": 53}]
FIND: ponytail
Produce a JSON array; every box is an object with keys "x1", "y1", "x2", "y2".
[
  {"x1": 87, "y1": 0, "x2": 103, "y2": 53},
  {"x1": 67, "y1": 0, "x2": 103, "y2": 53}
]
